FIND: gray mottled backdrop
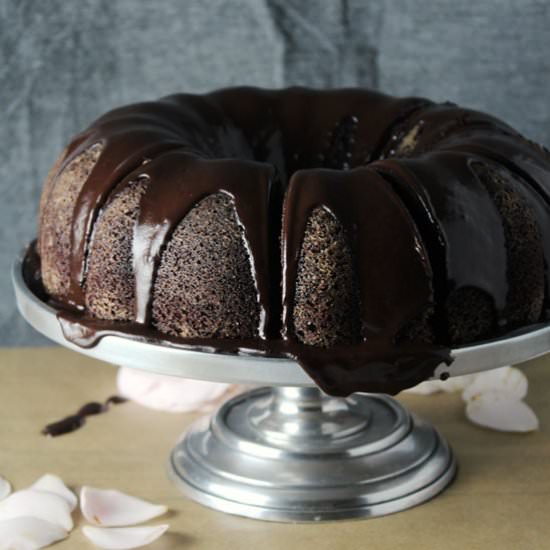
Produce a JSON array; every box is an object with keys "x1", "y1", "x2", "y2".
[{"x1": 2, "y1": 0, "x2": 550, "y2": 345}]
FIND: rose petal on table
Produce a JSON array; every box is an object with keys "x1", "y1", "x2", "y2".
[
  {"x1": 440, "y1": 373, "x2": 478, "y2": 392},
  {"x1": 465, "y1": 392, "x2": 539, "y2": 432},
  {"x1": 462, "y1": 366, "x2": 527, "y2": 403},
  {"x1": 0, "y1": 517, "x2": 68, "y2": 550},
  {"x1": 82, "y1": 524, "x2": 169, "y2": 550},
  {"x1": 0, "y1": 489, "x2": 73, "y2": 531},
  {"x1": 0, "y1": 477, "x2": 11, "y2": 501},
  {"x1": 404, "y1": 373, "x2": 476, "y2": 395},
  {"x1": 404, "y1": 380, "x2": 446, "y2": 395},
  {"x1": 30, "y1": 474, "x2": 77, "y2": 511},
  {"x1": 80, "y1": 486, "x2": 167, "y2": 527},
  {"x1": 117, "y1": 367, "x2": 232, "y2": 413}
]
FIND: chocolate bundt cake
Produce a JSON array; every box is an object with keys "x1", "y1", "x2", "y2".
[{"x1": 35, "y1": 87, "x2": 550, "y2": 396}]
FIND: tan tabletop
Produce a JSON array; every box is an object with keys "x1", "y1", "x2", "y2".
[{"x1": 1, "y1": 347, "x2": 549, "y2": 549}]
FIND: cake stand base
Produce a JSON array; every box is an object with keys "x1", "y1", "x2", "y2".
[{"x1": 168, "y1": 386, "x2": 456, "y2": 522}]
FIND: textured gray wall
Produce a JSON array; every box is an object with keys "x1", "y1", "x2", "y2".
[{"x1": 2, "y1": 0, "x2": 550, "y2": 345}]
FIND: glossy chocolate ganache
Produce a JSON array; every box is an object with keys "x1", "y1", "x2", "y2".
[{"x1": 35, "y1": 87, "x2": 550, "y2": 396}]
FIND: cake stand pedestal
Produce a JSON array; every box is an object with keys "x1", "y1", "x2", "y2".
[
  {"x1": 169, "y1": 386, "x2": 454, "y2": 521},
  {"x1": 13, "y1": 253, "x2": 550, "y2": 522}
]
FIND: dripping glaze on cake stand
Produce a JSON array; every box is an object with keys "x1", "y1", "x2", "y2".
[{"x1": 13, "y1": 252, "x2": 550, "y2": 522}]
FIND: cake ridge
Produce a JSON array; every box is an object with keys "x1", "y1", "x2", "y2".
[
  {"x1": 436, "y1": 136, "x2": 550, "y2": 316},
  {"x1": 70, "y1": 139, "x2": 184, "y2": 304},
  {"x1": 381, "y1": 102, "x2": 518, "y2": 160},
  {"x1": 372, "y1": 150, "x2": 514, "y2": 343},
  {"x1": 281, "y1": 166, "x2": 434, "y2": 346},
  {"x1": 66, "y1": 93, "x2": 248, "y2": 310},
  {"x1": 438, "y1": 134, "x2": 550, "y2": 207},
  {"x1": 368, "y1": 98, "x2": 433, "y2": 162},
  {"x1": 469, "y1": 158, "x2": 549, "y2": 318},
  {"x1": 131, "y1": 150, "x2": 276, "y2": 338},
  {"x1": 370, "y1": 163, "x2": 447, "y2": 343},
  {"x1": 470, "y1": 159, "x2": 545, "y2": 325}
]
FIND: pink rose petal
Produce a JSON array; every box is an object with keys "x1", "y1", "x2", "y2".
[
  {"x1": 80, "y1": 486, "x2": 167, "y2": 527},
  {"x1": 30, "y1": 474, "x2": 77, "y2": 511},
  {"x1": 82, "y1": 524, "x2": 169, "y2": 549},
  {"x1": 117, "y1": 367, "x2": 232, "y2": 412},
  {"x1": 462, "y1": 366, "x2": 527, "y2": 402},
  {"x1": 466, "y1": 392, "x2": 539, "y2": 432},
  {"x1": 0, "y1": 517, "x2": 67, "y2": 550},
  {"x1": 0, "y1": 489, "x2": 73, "y2": 531},
  {"x1": 0, "y1": 477, "x2": 10, "y2": 501}
]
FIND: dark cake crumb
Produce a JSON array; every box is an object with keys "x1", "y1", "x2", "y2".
[
  {"x1": 152, "y1": 193, "x2": 260, "y2": 338},
  {"x1": 85, "y1": 177, "x2": 149, "y2": 321},
  {"x1": 292, "y1": 206, "x2": 361, "y2": 347},
  {"x1": 445, "y1": 286, "x2": 496, "y2": 344}
]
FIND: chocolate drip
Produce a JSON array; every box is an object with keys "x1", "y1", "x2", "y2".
[
  {"x1": 132, "y1": 151, "x2": 276, "y2": 337},
  {"x1": 438, "y1": 135, "x2": 550, "y2": 316},
  {"x1": 279, "y1": 167, "x2": 446, "y2": 392},
  {"x1": 470, "y1": 157, "x2": 550, "y2": 317},
  {"x1": 282, "y1": 168, "x2": 433, "y2": 339},
  {"x1": 67, "y1": 135, "x2": 183, "y2": 307},
  {"x1": 66, "y1": 95, "x2": 252, "y2": 308},
  {"x1": 41, "y1": 395, "x2": 127, "y2": 437},
  {"x1": 370, "y1": 164, "x2": 450, "y2": 342},
  {"x1": 55, "y1": 308, "x2": 451, "y2": 398},
  {"x1": 374, "y1": 151, "x2": 510, "y2": 330}
]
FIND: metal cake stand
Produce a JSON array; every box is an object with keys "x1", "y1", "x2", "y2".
[{"x1": 12, "y1": 254, "x2": 550, "y2": 522}]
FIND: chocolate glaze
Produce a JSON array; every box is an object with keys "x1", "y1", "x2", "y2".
[
  {"x1": 41, "y1": 395, "x2": 127, "y2": 437},
  {"x1": 35, "y1": 87, "x2": 550, "y2": 396},
  {"x1": 373, "y1": 151, "x2": 509, "y2": 326},
  {"x1": 132, "y1": 151, "x2": 276, "y2": 337},
  {"x1": 281, "y1": 168, "x2": 434, "y2": 342},
  {"x1": 438, "y1": 131, "x2": 550, "y2": 206},
  {"x1": 53, "y1": 307, "x2": 451, "y2": 397},
  {"x1": 381, "y1": 117, "x2": 550, "y2": 318}
]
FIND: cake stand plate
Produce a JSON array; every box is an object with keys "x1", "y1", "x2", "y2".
[{"x1": 13, "y1": 253, "x2": 550, "y2": 522}]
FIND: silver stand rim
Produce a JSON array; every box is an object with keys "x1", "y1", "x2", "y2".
[{"x1": 168, "y1": 386, "x2": 456, "y2": 522}]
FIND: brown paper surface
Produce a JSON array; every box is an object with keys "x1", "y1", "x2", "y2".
[{"x1": 0, "y1": 347, "x2": 548, "y2": 549}]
